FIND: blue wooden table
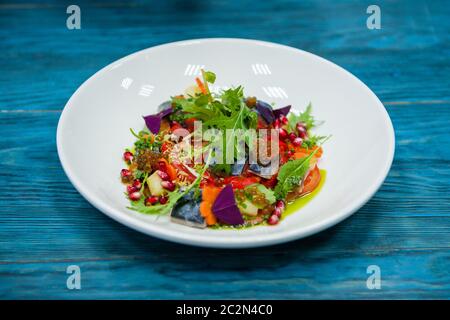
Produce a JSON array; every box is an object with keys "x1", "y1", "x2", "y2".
[{"x1": 1, "y1": 0, "x2": 449, "y2": 299}]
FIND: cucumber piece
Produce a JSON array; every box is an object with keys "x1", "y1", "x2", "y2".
[
  {"x1": 147, "y1": 172, "x2": 165, "y2": 196},
  {"x1": 238, "y1": 199, "x2": 259, "y2": 216}
]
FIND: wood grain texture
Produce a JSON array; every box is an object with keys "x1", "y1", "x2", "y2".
[{"x1": 0, "y1": 0, "x2": 449, "y2": 299}]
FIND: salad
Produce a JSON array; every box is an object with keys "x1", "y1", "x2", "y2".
[{"x1": 120, "y1": 70, "x2": 328, "y2": 229}]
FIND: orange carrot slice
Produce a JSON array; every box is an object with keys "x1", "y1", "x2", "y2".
[
  {"x1": 202, "y1": 186, "x2": 221, "y2": 203},
  {"x1": 195, "y1": 77, "x2": 208, "y2": 95},
  {"x1": 294, "y1": 146, "x2": 323, "y2": 159},
  {"x1": 205, "y1": 214, "x2": 217, "y2": 226},
  {"x1": 200, "y1": 186, "x2": 222, "y2": 226}
]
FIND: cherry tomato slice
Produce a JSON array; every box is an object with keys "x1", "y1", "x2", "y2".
[
  {"x1": 161, "y1": 142, "x2": 170, "y2": 153},
  {"x1": 184, "y1": 117, "x2": 197, "y2": 132},
  {"x1": 261, "y1": 174, "x2": 278, "y2": 188},
  {"x1": 301, "y1": 166, "x2": 321, "y2": 195},
  {"x1": 170, "y1": 121, "x2": 183, "y2": 132}
]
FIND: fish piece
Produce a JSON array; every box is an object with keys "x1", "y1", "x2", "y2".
[
  {"x1": 170, "y1": 191, "x2": 206, "y2": 228},
  {"x1": 230, "y1": 162, "x2": 246, "y2": 176},
  {"x1": 248, "y1": 163, "x2": 276, "y2": 179},
  {"x1": 157, "y1": 100, "x2": 172, "y2": 113}
]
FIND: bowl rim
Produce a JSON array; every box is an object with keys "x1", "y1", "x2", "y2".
[{"x1": 56, "y1": 38, "x2": 395, "y2": 248}]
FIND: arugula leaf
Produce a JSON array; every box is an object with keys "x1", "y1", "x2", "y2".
[
  {"x1": 204, "y1": 100, "x2": 254, "y2": 130},
  {"x1": 172, "y1": 96, "x2": 220, "y2": 119},
  {"x1": 205, "y1": 102, "x2": 256, "y2": 162},
  {"x1": 220, "y1": 87, "x2": 244, "y2": 111},
  {"x1": 288, "y1": 103, "x2": 316, "y2": 131},
  {"x1": 172, "y1": 84, "x2": 257, "y2": 162},
  {"x1": 194, "y1": 94, "x2": 210, "y2": 107},
  {"x1": 302, "y1": 134, "x2": 328, "y2": 149},
  {"x1": 274, "y1": 149, "x2": 319, "y2": 199}
]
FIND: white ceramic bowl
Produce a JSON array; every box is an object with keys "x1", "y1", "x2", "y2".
[{"x1": 57, "y1": 38, "x2": 395, "y2": 248}]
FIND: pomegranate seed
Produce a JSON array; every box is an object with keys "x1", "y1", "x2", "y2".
[
  {"x1": 292, "y1": 137, "x2": 303, "y2": 147},
  {"x1": 288, "y1": 132, "x2": 297, "y2": 142},
  {"x1": 156, "y1": 170, "x2": 170, "y2": 181},
  {"x1": 121, "y1": 169, "x2": 131, "y2": 178},
  {"x1": 280, "y1": 115, "x2": 288, "y2": 125},
  {"x1": 268, "y1": 214, "x2": 279, "y2": 225},
  {"x1": 129, "y1": 191, "x2": 141, "y2": 201},
  {"x1": 273, "y1": 119, "x2": 281, "y2": 129},
  {"x1": 127, "y1": 185, "x2": 138, "y2": 194},
  {"x1": 296, "y1": 123, "x2": 307, "y2": 139},
  {"x1": 161, "y1": 180, "x2": 176, "y2": 191},
  {"x1": 274, "y1": 207, "x2": 283, "y2": 217},
  {"x1": 158, "y1": 160, "x2": 167, "y2": 172},
  {"x1": 276, "y1": 200, "x2": 285, "y2": 211},
  {"x1": 123, "y1": 151, "x2": 133, "y2": 163},
  {"x1": 296, "y1": 122, "x2": 306, "y2": 130},
  {"x1": 278, "y1": 128, "x2": 288, "y2": 140},
  {"x1": 159, "y1": 196, "x2": 168, "y2": 204},
  {"x1": 145, "y1": 196, "x2": 159, "y2": 206},
  {"x1": 132, "y1": 179, "x2": 142, "y2": 190}
]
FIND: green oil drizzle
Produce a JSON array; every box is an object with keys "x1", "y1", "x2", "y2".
[{"x1": 283, "y1": 169, "x2": 327, "y2": 219}]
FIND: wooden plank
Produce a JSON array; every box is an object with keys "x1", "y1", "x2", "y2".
[
  {"x1": 0, "y1": 249, "x2": 449, "y2": 299},
  {"x1": 0, "y1": 0, "x2": 449, "y2": 110}
]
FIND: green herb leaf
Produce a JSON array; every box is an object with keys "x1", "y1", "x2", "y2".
[
  {"x1": 211, "y1": 163, "x2": 232, "y2": 176},
  {"x1": 302, "y1": 134, "x2": 328, "y2": 149},
  {"x1": 288, "y1": 103, "x2": 317, "y2": 131},
  {"x1": 172, "y1": 83, "x2": 257, "y2": 162},
  {"x1": 203, "y1": 71, "x2": 216, "y2": 84},
  {"x1": 220, "y1": 87, "x2": 244, "y2": 111},
  {"x1": 133, "y1": 169, "x2": 146, "y2": 181},
  {"x1": 173, "y1": 96, "x2": 219, "y2": 118},
  {"x1": 274, "y1": 149, "x2": 319, "y2": 199},
  {"x1": 128, "y1": 190, "x2": 181, "y2": 215}
]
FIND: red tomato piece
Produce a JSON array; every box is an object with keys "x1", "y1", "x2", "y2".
[
  {"x1": 223, "y1": 176, "x2": 260, "y2": 189},
  {"x1": 301, "y1": 166, "x2": 321, "y2": 195}
]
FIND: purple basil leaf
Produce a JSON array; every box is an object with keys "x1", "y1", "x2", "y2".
[
  {"x1": 143, "y1": 106, "x2": 173, "y2": 134},
  {"x1": 159, "y1": 107, "x2": 173, "y2": 118},
  {"x1": 143, "y1": 114, "x2": 161, "y2": 134},
  {"x1": 212, "y1": 185, "x2": 244, "y2": 225},
  {"x1": 273, "y1": 105, "x2": 291, "y2": 118},
  {"x1": 256, "y1": 100, "x2": 275, "y2": 124}
]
